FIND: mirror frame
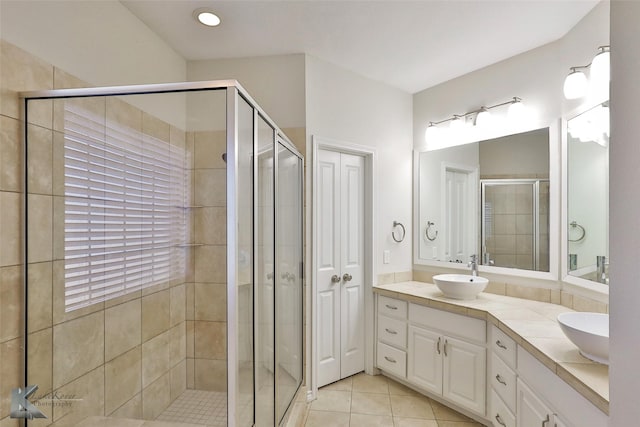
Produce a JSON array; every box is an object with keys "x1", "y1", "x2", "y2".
[
  {"x1": 413, "y1": 120, "x2": 561, "y2": 282},
  {"x1": 561, "y1": 99, "x2": 610, "y2": 296}
]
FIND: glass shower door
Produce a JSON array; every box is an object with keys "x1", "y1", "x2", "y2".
[{"x1": 275, "y1": 141, "x2": 303, "y2": 424}]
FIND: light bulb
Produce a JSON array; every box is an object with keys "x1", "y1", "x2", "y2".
[
  {"x1": 475, "y1": 108, "x2": 492, "y2": 128},
  {"x1": 450, "y1": 115, "x2": 464, "y2": 130},
  {"x1": 590, "y1": 47, "x2": 610, "y2": 99},
  {"x1": 507, "y1": 98, "x2": 527, "y2": 124},
  {"x1": 425, "y1": 123, "x2": 438, "y2": 140},
  {"x1": 563, "y1": 69, "x2": 588, "y2": 100},
  {"x1": 194, "y1": 9, "x2": 221, "y2": 26}
]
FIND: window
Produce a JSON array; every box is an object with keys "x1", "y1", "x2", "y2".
[{"x1": 62, "y1": 103, "x2": 188, "y2": 312}]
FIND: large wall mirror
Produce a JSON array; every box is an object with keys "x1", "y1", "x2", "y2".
[
  {"x1": 566, "y1": 101, "x2": 609, "y2": 286},
  {"x1": 415, "y1": 125, "x2": 558, "y2": 277}
]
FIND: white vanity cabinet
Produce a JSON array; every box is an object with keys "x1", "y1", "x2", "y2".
[
  {"x1": 376, "y1": 296, "x2": 408, "y2": 378},
  {"x1": 406, "y1": 303, "x2": 486, "y2": 415},
  {"x1": 488, "y1": 325, "x2": 517, "y2": 427}
]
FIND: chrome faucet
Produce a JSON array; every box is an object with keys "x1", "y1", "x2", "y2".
[
  {"x1": 596, "y1": 255, "x2": 608, "y2": 284},
  {"x1": 468, "y1": 254, "x2": 478, "y2": 277}
]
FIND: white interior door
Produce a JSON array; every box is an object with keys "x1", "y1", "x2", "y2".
[{"x1": 317, "y1": 149, "x2": 365, "y2": 387}]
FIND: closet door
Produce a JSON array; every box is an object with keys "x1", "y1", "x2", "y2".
[{"x1": 317, "y1": 149, "x2": 365, "y2": 387}]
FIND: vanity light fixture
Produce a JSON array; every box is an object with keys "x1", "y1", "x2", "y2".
[
  {"x1": 424, "y1": 97, "x2": 526, "y2": 141},
  {"x1": 194, "y1": 8, "x2": 221, "y2": 27},
  {"x1": 563, "y1": 45, "x2": 610, "y2": 100}
]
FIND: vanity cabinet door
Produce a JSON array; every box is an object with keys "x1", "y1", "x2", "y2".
[
  {"x1": 442, "y1": 336, "x2": 486, "y2": 415},
  {"x1": 407, "y1": 325, "x2": 442, "y2": 395},
  {"x1": 517, "y1": 379, "x2": 553, "y2": 427}
]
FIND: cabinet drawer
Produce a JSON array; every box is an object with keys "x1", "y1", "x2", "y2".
[
  {"x1": 410, "y1": 303, "x2": 486, "y2": 343},
  {"x1": 491, "y1": 352, "x2": 517, "y2": 413},
  {"x1": 491, "y1": 325, "x2": 516, "y2": 369},
  {"x1": 490, "y1": 390, "x2": 516, "y2": 427},
  {"x1": 377, "y1": 341, "x2": 407, "y2": 378},
  {"x1": 378, "y1": 295, "x2": 408, "y2": 319},
  {"x1": 377, "y1": 315, "x2": 407, "y2": 348}
]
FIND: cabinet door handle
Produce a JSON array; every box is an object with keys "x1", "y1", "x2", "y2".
[
  {"x1": 384, "y1": 356, "x2": 396, "y2": 363},
  {"x1": 385, "y1": 328, "x2": 397, "y2": 335},
  {"x1": 444, "y1": 339, "x2": 448, "y2": 356},
  {"x1": 542, "y1": 414, "x2": 550, "y2": 427},
  {"x1": 495, "y1": 414, "x2": 506, "y2": 427},
  {"x1": 496, "y1": 340, "x2": 508, "y2": 350},
  {"x1": 495, "y1": 374, "x2": 507, "y2": 386},
  {"x1": 385, "y1": 304, "x2": 398, "y2": 310},
  {"x1": 437, "y1": 337, "x2": 441, "y2": 354}
]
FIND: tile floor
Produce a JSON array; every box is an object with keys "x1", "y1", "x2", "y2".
[
  {"x1": 156, "y1": 390, "x2": 228, "y2": 426},
  {"x1": 303, "y1": 373, "x2": 485, "y2": 427}
]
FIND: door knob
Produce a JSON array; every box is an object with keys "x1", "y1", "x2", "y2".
[
  {"x1": 331, "y1": 274, "x2": 341, "y2": 283},
  {"x1": 343, "y1": 273, "x2": 352, "y2": 282}
]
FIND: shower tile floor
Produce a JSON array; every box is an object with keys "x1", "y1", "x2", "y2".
[{"x1": 156, "y1": 390, "x2": 228, "y2": 426}]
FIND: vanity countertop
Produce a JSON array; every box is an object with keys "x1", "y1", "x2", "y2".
[{"x1": 373, "y1": 281, "x2": 609, "y2": 415}]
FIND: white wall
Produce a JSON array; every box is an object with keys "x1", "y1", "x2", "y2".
[
  {"x1": 609, "y1": 1, "x2": 640, "y2": 425},
  {"x1": 0, "y1": 0, "x2": 188, "y2": 128},
  {"x1": 305, "y1": 54, "x2": 414, "y2": 277},
  {"x1": 188, "y1": 55, "x2": 306, "y2": 130}
]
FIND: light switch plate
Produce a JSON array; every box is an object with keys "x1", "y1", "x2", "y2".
[{"x1": 383, "y1": 250, "x2": 390, "y2": 264}]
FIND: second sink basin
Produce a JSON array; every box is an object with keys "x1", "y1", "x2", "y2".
[
  {"x1": 432, "y1": 274, "x2": 489, "y2": 300},
  {"x1": 557, "y1": 312, "x2": 609, "y2": 364}
]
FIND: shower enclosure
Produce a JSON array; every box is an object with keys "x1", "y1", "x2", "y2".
[{"x1": 21, "y1": 81, "x2": 303, "y2": 427}]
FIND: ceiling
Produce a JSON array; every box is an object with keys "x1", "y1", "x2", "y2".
[{"x1": 120, "y1": 0, "x2": 599, "y2": 94}]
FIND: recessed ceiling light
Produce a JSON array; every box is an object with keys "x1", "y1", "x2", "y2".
[{"x1": 194, "y1": 8, "x2": 221, "y2": 27}]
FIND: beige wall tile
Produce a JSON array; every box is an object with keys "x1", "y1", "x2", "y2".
[
  {"x1": 142, "y1": 112, "x2": 170, "y2": 142},
  {"x1": 412, "y1": 270, "x2": 434, "y2": 283},
  {"x1": 52, "y1": 132, "x2": 65, "y2": 197},
  {"x1": 550, "y1": 289, "x2": 561, "y2": 305},
  {"x1": 194, "y1": 169, "x2": 226, "y2": 207},
  {"x1": 51, "y1": 196, "x2": 65, "y2": 262},
  {"x1": 0, "y1": 338, "x2": 22, "y2": 419},
  {"x1": 194, "y1": 130, "x2": 227, "y2": 169},
  {"x1": 185, "y1": 283, "x2": 195, "y2": 320},
  {"x1": 27, "y1": 328, "x2": 53, "y2": 395},
  {"x1": 53, "y1": 311, "x2": 104, "y2": 389},
  {"x1": 505, "y1": 283, "x2": 551, "y2": 303},
  {"x1": 560, "y1": 291, "x2": 574, "y2": 309},
  {"x1": 484, "y1": 281, "x2": 506, "y2": 295},
  {"x1": 27, "y1": 262, "x2": 52, "y2": 333},
  {"x1": 0, "y1": 116, "x2": 22, "y2": 192},
  {"x1": 169, "y1": 323, "x2": 186, "y2": 367},
  {"x1": 0, "y1": 40, "x2": 53, "y2": 126},
  {"x1": 0, "y1": 417, "x2": 21, "y2": 427},
  {"x1": 54, "y1": 366, "x2": 105, "y2": 425},
  {"x1": 186, "y1": 358, "x2": 195, "y2": 389},
  {"x1": 0, "y1": 191, "x2": 21, "y2": 266},
  {"x1": 141, "y1": 330, "x2": 170, "y2": 388},
  {"x1": 109, "y1": 394, "x2": 143, "y2": 419},
  {"x1": 141, "y1": 289, "x2": 170, "y2": 342},
  {"x1": 27, "y1": 194, "x2": 52, "y2": 263},
  {"x1": 27, "y1": 124, "x2": 53, "y2": 195},
  {"x1": 170, "y1": 360, "x2": 187, "y2": 401},
  {"x1": 194, "y1": 207, "x2": 226, "y2": 245},
  {"x1": 194, "y1": 283, "x2": 226, "y2": 321},
  {"x1": 194, "y1": 359, "x2": 227, "y2": 391},
  {"x1": 572, "y1": 295, "x2": 608, "y2": 313},
  {"x1": 377, "y1": 273, "x2": 395, "y2": 285},
  {"x1": 186, "y1": 321, "x2": 195, "y2": 359},
  {"x1": 0, "y1": 265, "x2": 22, "y2": 342},
  {"x1": 105, "y1": 347, "x2": 142, "y2": 415},
  {"x1": 194, "y1": 245, "x2": 226, "y2": 283},
  {"x1": 170, "y1": 285, "x2": 186, "y2": 327},
  {"x1": 142, "y1": 372, "x2": 170, "y2": 420},
  {"x1": 170, "y1": 126, "x2": 186, "y2": 150},
  {"x1": 105, "y1": 299, "x2": 141, "y2": 362},
  {"x1": 194, "y1": 321, "x2": 226, "y2": 360},
  {"x1": 394, "y1": 271, "x2": 413, "y2": 283},
  {"x1": 106, "y1": 97, "x2": 142, "y2": 132}
]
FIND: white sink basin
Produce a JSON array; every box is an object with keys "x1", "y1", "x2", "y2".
[
  {"x1": 557, "y1": 312, "x2": 609, "y2": 365},
  {"x1": 432, "y1": 274, "x2": 489, "y2": 300}
]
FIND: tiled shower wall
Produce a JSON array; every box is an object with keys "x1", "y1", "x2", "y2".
[{"x1": 0, "y1": 40, "x2": 190, "y2": 426}]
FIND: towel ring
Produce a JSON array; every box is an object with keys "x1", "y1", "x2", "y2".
[
  {"x1": 569, "y1": 221, "x2": 586, "y2": 242},
  {"x1": 392, "y1": 221, "x2": 405, "y2": 243},
  {"x1": 426, "y1": 221, "x2": 438, "y2": 241}
]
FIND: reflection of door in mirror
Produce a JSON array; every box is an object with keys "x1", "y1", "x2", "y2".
[
  {"x1": 567, "y1": 101, "x2": 609, "y2": 284},
  {"x1": 443, "y1": 165, "x2": 477, "y2": 263}
]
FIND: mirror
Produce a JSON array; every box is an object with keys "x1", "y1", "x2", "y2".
[
  {"x1": 417, "y1": 128, "x2": 550, "y2": 272},
  {"x1": 567, "y1": 101, "x2": 609, "y2": 284}
]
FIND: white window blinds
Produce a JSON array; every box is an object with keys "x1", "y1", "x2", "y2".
[{"x1": 63, "y1": 104, "x2": 188, "y2": 312}]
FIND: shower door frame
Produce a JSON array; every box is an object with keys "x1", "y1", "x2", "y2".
[{"x1": 21, "y1": 80, "x2": 305, "y2": 427}]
